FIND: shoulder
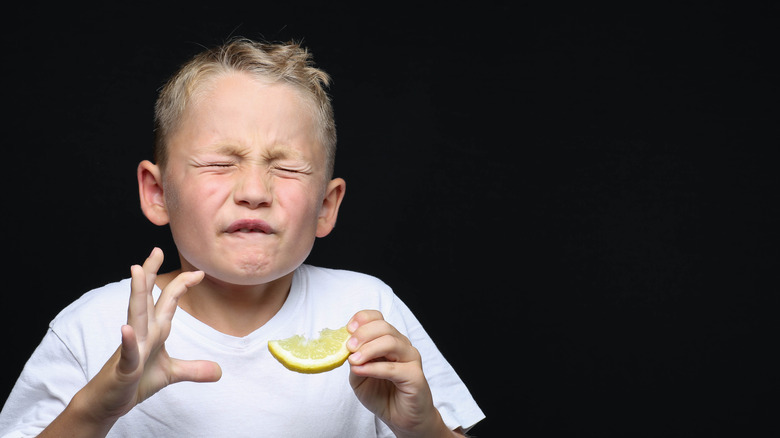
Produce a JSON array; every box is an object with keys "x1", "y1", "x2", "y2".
[
  {"x1": 295, "y1": 264, "x2": 416, "y2": 330},
  {"x1": 50, "y1": 278, "x2": 131, "y2": 330},
  {"x1": 297, "y1": 264, "x2": 393, "y2": 293},
  {"x1": 47, "y1": 279, "x2": 132, "y2": 373},
  {"x1": 296, "y1": 264, "x2": 396, "y2": 305},
  {"x1": 293, "y1": 265, "x2": 400, "y2": 323}
]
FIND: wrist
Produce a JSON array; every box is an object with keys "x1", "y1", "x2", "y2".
[
  {"x1": 69, "y1": 385, "x2": 121, "y2": 433},
  {"x1": 36, "y1": 389, "x2": 117, "y2": 438},
  {"x1": 390, "y1": 408, "x2": 458, "y2": 438}
]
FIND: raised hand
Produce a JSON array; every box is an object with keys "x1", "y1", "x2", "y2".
[
  {"x1": 347, "y1": 310, "x2": 459, "y2": 438},
  {"x1": 107, "y1": 247, "x2": 222, "y2": 415},
  {"x1": 44, "y1": 248, "x2": 222, "y2": 436}
]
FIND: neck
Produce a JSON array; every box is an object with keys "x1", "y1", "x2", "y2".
[{"x1": 156, "y1": 269, "x2": 293, "y2": 337}]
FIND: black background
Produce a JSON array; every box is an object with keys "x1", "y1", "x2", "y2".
[{"x1": 2, "y1": 2, "x2": 777, "y2": 436}]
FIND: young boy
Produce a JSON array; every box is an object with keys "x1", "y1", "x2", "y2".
[{"x1": 0, "y1": 38, "x2": 483, "y2": 437}]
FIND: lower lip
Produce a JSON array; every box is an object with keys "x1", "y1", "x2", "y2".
[{"x1": 227, "y1": 231, "x2": 272, "y2": 237}]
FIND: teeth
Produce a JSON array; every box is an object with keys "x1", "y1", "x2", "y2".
[{"x1": 239, "y1": 228, "x2": 251, "y2": 233}]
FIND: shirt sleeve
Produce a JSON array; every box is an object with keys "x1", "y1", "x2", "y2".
[
  {"x1": 0, "y1": 328, "x2": 89, "y2": 437},
  {"x1": 384, "y1": 294, "x2": 485, "y2": 432}
]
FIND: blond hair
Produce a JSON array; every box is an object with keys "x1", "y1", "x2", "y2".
[{"x1": 153, "y1": 38, "x2": 336, "y2": 177}]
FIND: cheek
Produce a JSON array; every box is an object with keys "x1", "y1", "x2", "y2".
[
  {"x1": 165, "y1": 178, "x2": 226, "y2": 230},
  {"x1": 276, "y1": 183, "x2": 321, "y2": 227}
]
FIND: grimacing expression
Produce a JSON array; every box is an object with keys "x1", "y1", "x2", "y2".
[{"x1": 153, "y1": 72, "x2": 342, "y2": 286}]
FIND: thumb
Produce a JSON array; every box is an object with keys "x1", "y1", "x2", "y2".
[{"x1": 169, "y1": 359, "x2": 223, "y2": 384}]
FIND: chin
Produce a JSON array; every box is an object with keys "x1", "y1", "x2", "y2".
[
  {"x1": 212, "y1": 259, "x2": 282, "y2": 285},
  {"x1": 179, "y1": 245, "x2": 311, "y2": 287},
  {"x1": 213, "y1": 253, "x2": 306, "y2": 287}
]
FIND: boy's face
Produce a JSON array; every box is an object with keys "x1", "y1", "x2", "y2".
[{"x1": 147, "y1": 72, "x2": 342, "y2": 286}]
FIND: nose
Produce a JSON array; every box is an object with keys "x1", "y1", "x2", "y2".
[{"x1": 234, "y1": 166, "x2": 272, "y2": 209}]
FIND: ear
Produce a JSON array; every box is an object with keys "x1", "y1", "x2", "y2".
[
  {"x1": 316, "y1": 177, "x2": 346, "y2": 238},
  {"x1": 137, "y1": 160, "x2": 170, "y2": 226}
]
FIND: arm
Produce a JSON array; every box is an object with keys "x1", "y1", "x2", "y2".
[
  {"x1": 346, "y1": 310, "x2": 466, "y2": 438},
  {"x1": 37, "y1": 249, "x2": 221, "y2": 437}
]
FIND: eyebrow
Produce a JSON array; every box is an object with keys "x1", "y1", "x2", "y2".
[
  {"x1": 211, "y1": 143, "x2": 250, "y2": 157},
  {"x1": 207, "y1": 143, "x2": 308, "y2": 164},
  {"x1": 262, "y1": 145, "x2": 307, "y2": 162}
]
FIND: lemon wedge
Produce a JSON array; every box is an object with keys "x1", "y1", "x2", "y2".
[{"x1": 268, "y1": 326, "x2": 351, "y2": 374}]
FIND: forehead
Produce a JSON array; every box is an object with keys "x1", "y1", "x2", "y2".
[
  {"x1": 171, "y1": 72, "x2": 324, "y2": 158},
  {"x1": 191, "y1": 71, "x2": 317, "y2": 127}
]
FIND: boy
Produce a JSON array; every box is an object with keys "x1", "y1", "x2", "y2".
[{"x1": 0, "y1": 38, "x2": 483, "y2": 437}]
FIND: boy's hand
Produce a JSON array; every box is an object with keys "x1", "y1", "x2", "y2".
[
  {"x1": 347, "y1": 310, "x2": 460, "y2": 438},
  {"x1": 71, "y1": 248, "x2": 222, "y2": 428}
]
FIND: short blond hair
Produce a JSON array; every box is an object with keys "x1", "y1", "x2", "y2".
[{"x1": 153, "y1": 38, "x2": 336, "y2": 177}]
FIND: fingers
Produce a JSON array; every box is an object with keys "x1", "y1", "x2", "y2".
[
  {"x1": 142, "y1": 248, "x2": 164, "y2": 321},
  {"x1": 128, "y1": 248, "x2": 204, "y2": 351},
  {"x1": 110, "y1": 247, "x2": 214, "y2": 411},
  {"x1": 348, "y1": 321, "x2": 417, "y2": 363},
  {"x1": 141, "y1": 247, "x2": 164, "y2": 291},
  {"x1": 169, "y1": 358, "x2": 223, "y2": 384},
  {"x1": 128, "y1": 265, "x2": 150, "y2": 335},
  {"x1": 128, "y1": 248, "x2": 203, "y2": 327},
  {"x1": 347, "y1": 310, "x2": 422, "y2": 381},
  {"x1": 347, "y1": 309, "x2": 384, "y2": 332},
  {"x1": 127, "y1": 248, "x2": 164, "y2": 331},
  {"x1": 349, "y1": 358, "x2": 423, "y2": 388},
  {"x1": 155, "y1": 270, "x2": 204, "y2": 324},
  {"x1": 117, "y1": 324, "x2": 140, "y2": 375}
]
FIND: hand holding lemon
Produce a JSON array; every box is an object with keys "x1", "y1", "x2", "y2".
[{"x1": 269, "y1": 310, "x2": 460, "y2": 436}]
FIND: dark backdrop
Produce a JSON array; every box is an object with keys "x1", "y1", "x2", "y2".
[{"x1": 2, "y1": 3, "x2": 776, "y2": 436}]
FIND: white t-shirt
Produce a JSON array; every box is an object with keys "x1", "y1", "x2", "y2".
[{"x1": 0, "y1": 265, "x2": 484, "y2": 437}]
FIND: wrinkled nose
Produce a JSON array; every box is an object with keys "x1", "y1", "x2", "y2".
[{"x1": 234, "y1": 167, "x2": 272, "y2": 209}]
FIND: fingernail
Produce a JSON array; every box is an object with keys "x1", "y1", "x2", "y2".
[
  {"x1": 348, "y1": 336, "x2": 358, "y2": 349},
  {"x1": 348, "y1": 320, "x2": 359, "y2": 332}
]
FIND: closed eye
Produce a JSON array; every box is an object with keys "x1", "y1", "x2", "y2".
[
  {"x1": 271, "y1": 163, "x2": 312, "y2": 176},
  {"x1": 192, "y1": 161, "x2": 238, "y2": 173},
  {"x1": 192, "y1": 159, "x2": 237, "y2": 168}
]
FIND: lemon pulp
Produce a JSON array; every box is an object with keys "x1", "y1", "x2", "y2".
[{"x1": 268, "y1": 326, "x2": 350, "y2": 374}]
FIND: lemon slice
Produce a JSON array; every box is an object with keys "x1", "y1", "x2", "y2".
[{"x1": 268, "y1": 326, "x2": 350, "y2": 374}]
